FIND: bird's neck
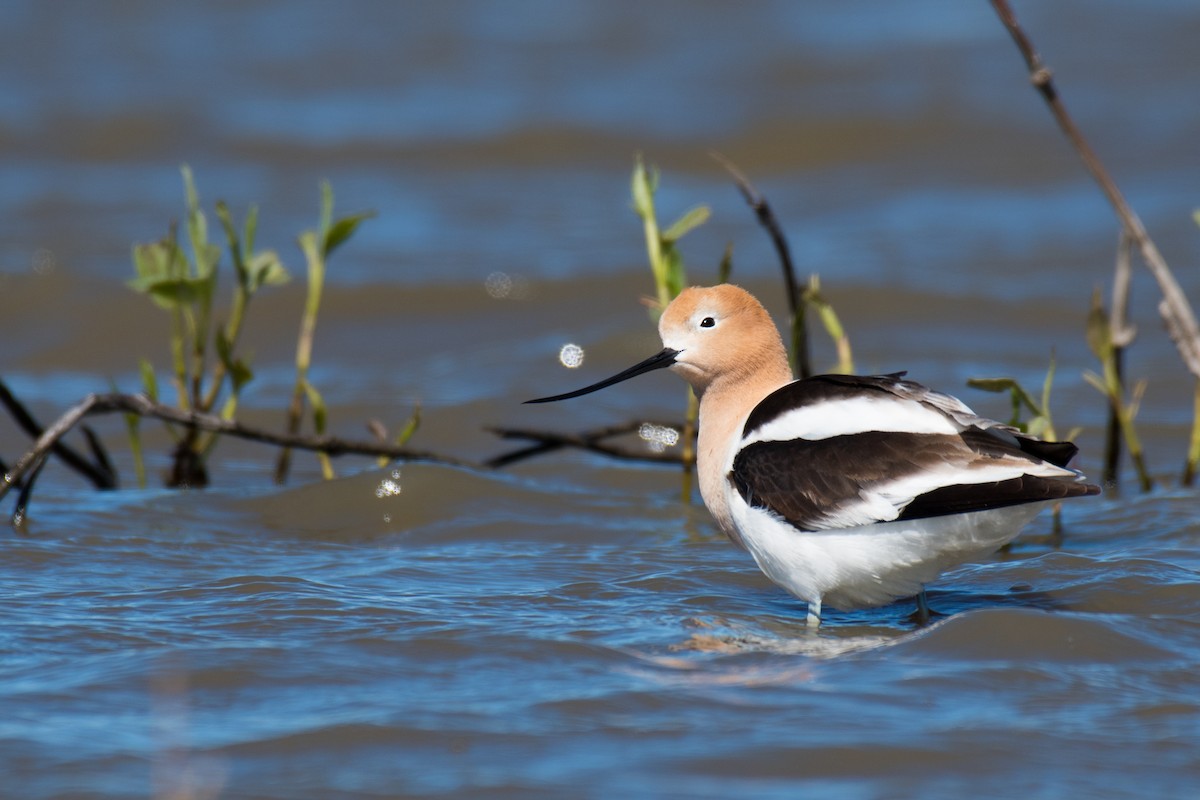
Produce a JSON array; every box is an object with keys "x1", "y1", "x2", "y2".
[{"x1": 694, "y1": 363, "x2": 794, "y2": 547}]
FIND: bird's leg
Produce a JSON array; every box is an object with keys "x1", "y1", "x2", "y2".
[
  {"x1": 806, "y1": 598, "x2": 822, "y2": 628},
  {"x1": 910, "y1": 589, "x2": 932, "y2": 626}
]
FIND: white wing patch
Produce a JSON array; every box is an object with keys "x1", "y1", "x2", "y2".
[
  {"x1": 807, "y1": 457, "x2": 1077, "y2": 530},
  {"x1": 742, "y1": 395, "x2": 960, "y2": 447}
]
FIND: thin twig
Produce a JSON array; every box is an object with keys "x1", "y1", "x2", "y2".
[
  {"x1": 991, "y1": 0, "x2": 1200, "y2": 380},
  {"x1": 11, "y1": 451, "x2": 48, "y2": 531},
  {"x1": 2, "y1": 393, "x2": 106, "y2": 502},
  {"x1": 709, "y1": 150, "x2": 811, "y2": 379},
  {"x1": 486, "y1": 421, "x2": 689, "y2": 468},
  {"x1": 1103, "y1": 232, "x2": 1136, "y2": 484},
  {"x1": 0, "y1": 379, "x2": 117, "y2": 489},
  {"x1": 0, "y1": 392, "x2": 476, "y2": 504}
]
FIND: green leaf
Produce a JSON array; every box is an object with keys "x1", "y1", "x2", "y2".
[
  {"x1": 214, "y1": 326, "x2": 233, "y2": 366},
  {"x1": 966, "y1": 376, "x2": 1043, "y2": 416},
  {"x1": 1082, "y1": 370, "x2": 1107, "y2": 396},
  {"x1": 215, "y1": 200, "x2": 236, "y2": 245},
  {"x1": 228, "y1": 358, "x2": 253, "y2": 392},
  {"x1": 318, "y1": 181, "x2": 334, "y2": 239},
  {"x1": 395, "y1": 403, "x2": 421, "y2": 448},
  {"x1": 182, "y1": 164, "x2": 200, "y2": 217},
  {"x1": 631, "y1": 156, "x2": 657, "y2": 221},
  {"x1": 243, "y1": 204, "x2": 259, "y2": 258},
  {"x1": 805, "y1": 278, "x2": 854, "y2": 374},
  {"x1": 717, "y1": 242, "x2": 734, "y2": 284},
  {"x1": 248, "y1": 250, "x2": 289, "y2": 292},
  {"x1": 127, "y1": 275, "x2": 210, "y2": 309},
  {"x1": 966, "y1": 376, "x2": 1022, "y2": 394},
  {"x1": 195, "y1": 242, "x2": 221, "y2": 281},
  {"x1": 181, "y1": 164, "x2": 214, "y2": 277},
  {"x1": 215, "y1": 328, "x2": 255, "y2": 393},
  {"x1": 1086, "y1": 287, "x2": 1111, "y2": 359},
  {"x1": 1040, "y1": 351, "x2": 1058, "y2": 425},
  {"x1": 215, "y1": 200, "x2": 247, "y2": 284},
  {"x1": 661, "y1": 246, "x2": 687, "y2": 299},
  {"x1": 966, "y1": 375, "x2": 1043, "y2": 430},
  {"x1": 138, "y1": 358, "x2": 159, "y2": 402},
  {"x1": 131, "y1": 239, "x2": 186, "y2": 283},
  {"x1": 661, "y1": 205, "x2": 711, "y2": 243},
  {"x1": 303, "y1": 380, "x2": 329, "y2": 437},
  {"x1": 323, "y1": 211, "x2": 375, "y2": 258},
  {"x1": 298, "y1": 230, "x2": 323, "y2": 292}
]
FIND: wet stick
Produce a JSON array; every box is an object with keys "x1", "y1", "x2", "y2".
[
  {"x1": 0, "y1": 391, "x2": 474, "y2": 509},
  {"x1": 991, "y1": 0, "x2": 1200, "y2": 384},
  {"x1": 710, "y1": 151, "x2": 811, "y2": 379},
  {"x1": 712, "y1": 152, "x2": 854, "y2": 377},
  {"x1": 1102, "y1": 233, "x2": 1137, "y2": 487},
  {"x1": 1086, "y1": 289, "x2": 1152, "y2": 493}
]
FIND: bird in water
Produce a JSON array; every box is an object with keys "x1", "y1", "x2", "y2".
[{"x1": 528, "y1": 284, "x2": 1099, "y2": 626}]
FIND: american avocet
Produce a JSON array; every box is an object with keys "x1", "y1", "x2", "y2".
[{"x1": 528, "y1": 284, "x2": 1100, "y2": 626}]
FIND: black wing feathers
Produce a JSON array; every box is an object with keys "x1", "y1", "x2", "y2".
[
  {"x1": 896, "y1": 475, "x2": 1095, "y2": 519},
  {"x1": 730, "y1": 428, "x2": 1098, "y2": 531}
]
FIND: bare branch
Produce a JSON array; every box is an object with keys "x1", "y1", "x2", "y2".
[
  {"x1": 0, "y1": 380, "x2": 117, "y2": 489},
  {"x1": 990, "y1": 0, "x2": 1200, "y2": 380},
  {"x1": 486, "y1": 421, "x2": 688, "y2": 468},
  {"x1": 0, "y1": 392, "x2": 476, "y2": 504},
  {"x1": 1103, "y1": 232, "x2": 1136, "y2": 485},
  {"x1": 709, "y1": 150, "x2": 811, "y2": 379},
  {"x1": 1110, "y1": 231, "x2": 1137, "y2": 348}
]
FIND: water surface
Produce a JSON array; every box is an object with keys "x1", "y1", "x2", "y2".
[{"x1": 2, "y1": 2, "x2": 1199, "y2": 798}]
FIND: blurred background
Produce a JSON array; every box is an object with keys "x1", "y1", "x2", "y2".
[{"x1": 2, "y1": 1, "x2": 1197, "y2": 472}]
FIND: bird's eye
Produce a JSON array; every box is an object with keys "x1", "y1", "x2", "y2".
[{"x1": 699, "y1": 317, "x2": 716, "y2": 328}]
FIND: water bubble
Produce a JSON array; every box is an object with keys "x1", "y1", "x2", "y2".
[
  {"x1": 375, "y1": 476, "x2": 402, "y2": 498},
  {"x1": 484, "y1": 271, "x2": 513, "y2": 298},
  {"x1": 559, "y1": 343, "x2": 585, "y2": 369},
  {"x1": 32, "y1": 248, "x2": 56, "y2": 275},
  {"x1": 638, "y1": 423, "x2": 680, "y2": 453}
]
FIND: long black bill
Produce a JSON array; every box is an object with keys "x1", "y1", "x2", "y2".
[{"x1": 525, "y1": 347, "x2": 680, "y2": 404}]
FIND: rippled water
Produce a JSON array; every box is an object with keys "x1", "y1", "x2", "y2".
[{"x1": 3, "y1": 2, "x2": 1200, "y2": 798}]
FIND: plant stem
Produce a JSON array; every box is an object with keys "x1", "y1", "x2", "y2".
[
  {"x1": 1184, "y1": 380, "x2": 1200, "y2": 487},
  {"x1": 680, "y1": 389, "x2": 699, "y2": 502},
  {"x1": 709, "y1": 151, "x2": 810, "y2": 378},
  {"x1": 1103, "y1": 233, "x2": 1135, "y2": 485},
  {"x1": 275, "y1": 231, "x2": 325, "y2": 484},
  {"x1": 631, "y1": 157, "x2": 672, "y2": 313},
  {"x1": 991, "y1": 0, "x2": 1200, "y2": 382}
]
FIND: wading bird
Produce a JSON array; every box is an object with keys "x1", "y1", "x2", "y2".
[{"x1": 528, "y1": 284, "x2": 1099, "y2": 626}]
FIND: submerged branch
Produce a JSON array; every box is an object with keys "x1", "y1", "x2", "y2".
[
  {"x1": 0, "y1": 379, "x2": 117, "y2": 489},
  {"x1": 0, "y1": 392, "x2": 475, "y2": 505},
  {"x1": 486, "y1": 421, "x2": 689, "y2": 469}
]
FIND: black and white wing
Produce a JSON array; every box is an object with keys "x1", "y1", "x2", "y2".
[{"x1": 729, "y1": 374, "x2": 1099, "y2": 532}]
